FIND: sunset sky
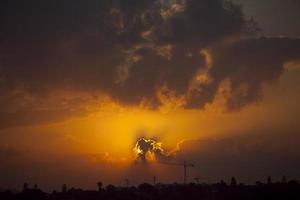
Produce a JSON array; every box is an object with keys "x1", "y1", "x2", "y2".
[{"x1": 0, "y1": 0, "x2": 300, "y2": 191}]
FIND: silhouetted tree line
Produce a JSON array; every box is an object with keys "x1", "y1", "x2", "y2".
[{"x1": 1, "y1": 176, "x2": 299, "y2": 200}]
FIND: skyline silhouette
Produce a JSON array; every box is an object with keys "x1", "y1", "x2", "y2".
[{"x1": 1, "y1": 177, "x2": 300, "y2": 200}]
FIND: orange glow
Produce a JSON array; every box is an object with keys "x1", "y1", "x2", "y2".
[{"x1": 2, "y1": 66, "x2": 299, "y2": 171}]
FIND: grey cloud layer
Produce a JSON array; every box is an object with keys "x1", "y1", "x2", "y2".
[
  {"x1": 0, "y1": 0, "x2": 300, "y2": 128},
  {"x1": 176, "y1": 133, "x2": 300, "y2": 182}
]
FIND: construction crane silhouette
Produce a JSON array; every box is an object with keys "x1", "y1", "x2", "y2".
[{"x1": 160, "y1": 161, "x2": 194, "y2": 184}]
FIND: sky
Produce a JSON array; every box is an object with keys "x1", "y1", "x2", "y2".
[{"x1": 0, "y1": 0, "x2": 300, "y2": 191}]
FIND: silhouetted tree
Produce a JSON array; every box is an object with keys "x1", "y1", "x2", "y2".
[
  {"x1": 97, "y1": 181, "x2": 103, "y2": 191},
  {"x1": 23, "y1": 182, "x2": 29, "y2": 191},
  {"x1": 139, "y1": 183, "x2": 154, "y2": 192},
  {"x1": 230, "y1": 176, "x2": 237, "y2": 187},
  {"x1": 268, "y1": 176, "x2": 272, "y2": 184},
  {"x1": 282, "y1": 176, "x2": 287, "y2": 184},
  {"x1": 153, "y1": 176, "x2": 156, "y2": 185},
  {"x1": 125, "y1": 178, "x2": 130, "y2": 187},
  {"x1": 62, "y1": 184, "x2": 67, "y2": 193},
  {"x1": 220, "y1": 179, "x2": 227, "y2": 187},
  {"x1": 106, "y1": 184, "x2": 115, "y2": 193},
  {"x1": 256, "y1": 181, "x2": 262, "y2": 187},
  {"x1": 34, "y1": 184, "x2": 38, "y2": 190}
]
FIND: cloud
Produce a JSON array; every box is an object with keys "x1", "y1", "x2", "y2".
[
  {"x1": 0, "y1": 147, "x2": 19, "y2": 159},
  {"x1": 134, "y1": 138, "x2": 173, "y2": 164},
  {"x1": 175, "y1": 135, "x2": 300, "y2": 182},
  {"x1": 0, "y1": 0, "x2": 300, "y2": 128},
  {"x1": 0, "y1": 89, "x2": 105, "y2": 129},
  {"x1": 186, "y1": 37, "x2": 300, "y2": 110},
  {"x1": 211, "y1": 37, "x2": 300, "y2": 110}
]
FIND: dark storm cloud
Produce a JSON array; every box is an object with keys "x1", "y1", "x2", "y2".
[
  {"x1": 212, "y1": 37, "x2": 300, "y2": 110},
  {"x1": 0, "y1": 0, "x2": 300, "y2": 128},
  {"x1": 0, "y1": 0, "x2": 248, "y2": 93},
  {"x1": 155, "y1": 0, "x2": 253, "y2": 44},
  {"x1": 186, "y1": 37, "x2": 300, "y2": 110}
]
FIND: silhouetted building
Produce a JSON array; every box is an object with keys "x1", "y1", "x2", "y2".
[{"x1": 220, "y1": 179, "x2": 227, "y2": 187}]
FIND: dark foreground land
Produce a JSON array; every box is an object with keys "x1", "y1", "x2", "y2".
[{"x1": 1, "y1": 179, "x2": 300, "y2": 200}]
